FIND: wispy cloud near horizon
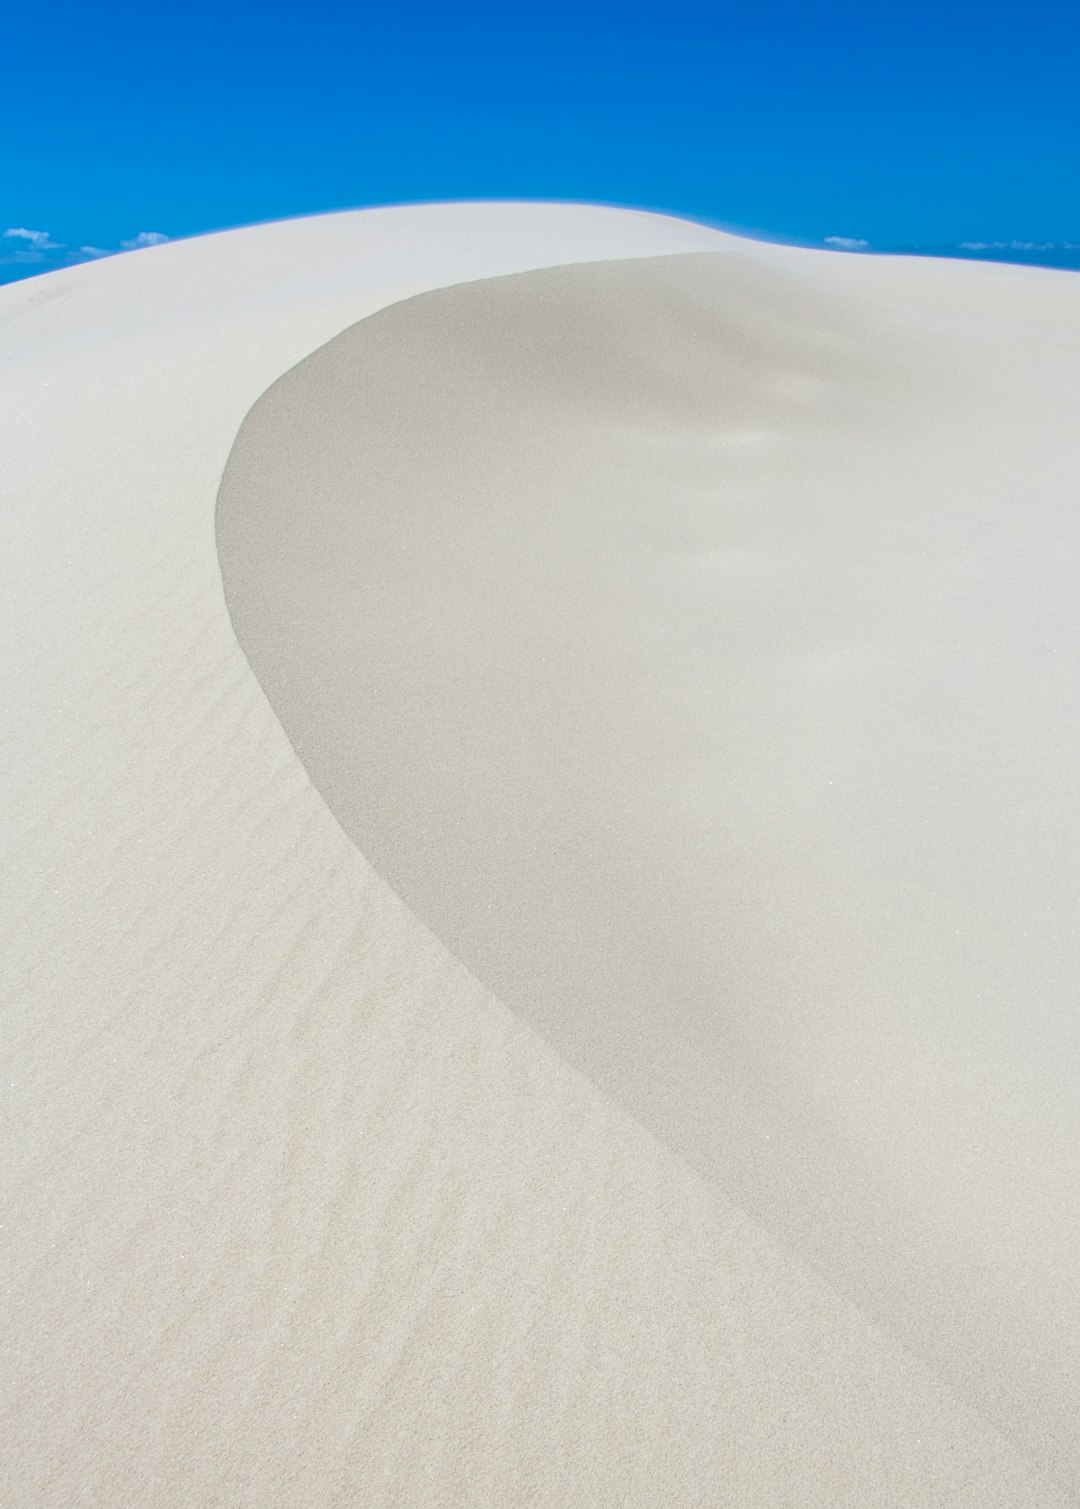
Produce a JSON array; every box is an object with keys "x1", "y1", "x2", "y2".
[
  {"x1": 958, "y1": 239, "x2": 1080, "y2": 252},
  {"x1": 119, "y1": 231, "x2": 169, "y2": 250},
  {"x1": 824, "y1": 235, "x2": 871, "y2": 250},
  {"x1": 1, "y1": 227, "x2": 170, "y2": 282},
  {"x1": 4, "y1": 227, "x2": 63, "y2": 251}
]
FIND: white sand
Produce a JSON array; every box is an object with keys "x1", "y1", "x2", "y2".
[{"x1": 3, "y1": 203, "x2": 1079, "y2": 1505}]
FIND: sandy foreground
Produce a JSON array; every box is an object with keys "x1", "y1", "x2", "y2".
[{"x1": 3, "y1": 203, "x2": 1080, "y2": 1505}]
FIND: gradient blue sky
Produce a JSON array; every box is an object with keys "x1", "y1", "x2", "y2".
[{"x1": 3, "y1": 0, "x2": 1078, "y2": 280}]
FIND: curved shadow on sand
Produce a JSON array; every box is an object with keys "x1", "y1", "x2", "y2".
[{"x1": 216, "y1": 249, "x2": 1080, "y2": 1494}]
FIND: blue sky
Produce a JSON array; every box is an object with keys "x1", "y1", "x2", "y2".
[{"x1": 3, "y1": 0, "x2": 1079, "y2": 283}]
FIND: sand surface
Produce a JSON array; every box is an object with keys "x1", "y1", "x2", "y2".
[{"x1": 4, "y1": 203, "x2": 1080, "y2": 1505}]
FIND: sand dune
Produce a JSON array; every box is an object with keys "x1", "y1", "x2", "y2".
[{"x1": 4, "y1": 203, "x2": 1080, "y2": 1505}]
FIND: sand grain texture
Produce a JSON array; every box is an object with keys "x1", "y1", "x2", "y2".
[{"x1": 3, "y1": 203, "x2": 1080, "y2": 1505}]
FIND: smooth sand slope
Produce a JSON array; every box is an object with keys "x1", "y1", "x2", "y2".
[{"x1": 3, "y1": 203, "x2": 1080, "y2": 1505}]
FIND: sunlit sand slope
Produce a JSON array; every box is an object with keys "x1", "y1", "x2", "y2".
[{"x1": 2, "y1": 203, "x2": 1076, "y2": 1505}]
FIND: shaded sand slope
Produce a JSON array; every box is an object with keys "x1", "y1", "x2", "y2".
[
  {"x1": 218, "y1": 246, "x2": 1080, "y2": 1495},
  {"x1": 1, "y1": 204, "x2": 1074, "y2": 1505}
]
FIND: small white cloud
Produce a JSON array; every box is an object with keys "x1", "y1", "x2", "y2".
[
  {"x1": 959, "y1": 241, "x2": 991, "y2": 250},
  {"x1": 77, "y1": 245, "x2": 111, "y2": 258},
  {"x1": 3, "y1": 226, "x2": 62, "y2": 251},
  {"x1": 119, "y1": 230, "x2": 169, "y2": 251},
  {"x1": 823, "y1": 235, "x2": 870, "y2": 250}
]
